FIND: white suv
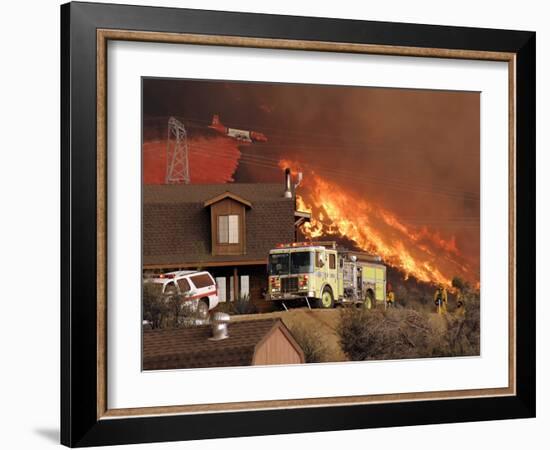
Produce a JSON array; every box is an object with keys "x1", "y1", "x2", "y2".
[{"x1": 145, "y1": 270, "x2": 219, "y2": 319}]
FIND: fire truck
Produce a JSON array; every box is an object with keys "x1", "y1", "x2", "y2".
[{"x1": 267, "y1": 241, "x2": 387, "y2": 309}]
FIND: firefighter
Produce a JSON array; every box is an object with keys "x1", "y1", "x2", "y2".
[
  {"x1": 434, "y1": 284, "x2": 448, "y2": 314},
  {"x1": 386, "y1": 283, "x2": 395, "y2": 308}
]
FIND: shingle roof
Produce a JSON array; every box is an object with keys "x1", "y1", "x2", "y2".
[
  {"x1": 143, "y1": 184, "x2": 296, "y2": 266},
  {"x1": 143, "y1": 319, "x2": 291, "y2": 369},
  {"x1": 144, "y1": 183, "x2": 291, "y2": 204}
]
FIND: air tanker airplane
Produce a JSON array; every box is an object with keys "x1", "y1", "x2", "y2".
[{"x1": 209, "y1": 114, "x2": 268, "y2": 143}]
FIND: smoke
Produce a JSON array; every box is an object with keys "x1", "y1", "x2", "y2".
[{"x1": 142, "y1": 79, "x2": 480, "y2": 282}]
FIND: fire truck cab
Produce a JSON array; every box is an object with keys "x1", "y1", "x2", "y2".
[{"x1": 267, "y1": 242, "x2": 386, "y2": 309}]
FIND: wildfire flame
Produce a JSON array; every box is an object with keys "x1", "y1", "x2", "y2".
[{"x1": 283, "y1": 160, "x2": 475, "y2": 287}]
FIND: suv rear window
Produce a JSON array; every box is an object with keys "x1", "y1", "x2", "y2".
[{"x1": 190, "y1": 274, "x2": 214, "y2": 289}]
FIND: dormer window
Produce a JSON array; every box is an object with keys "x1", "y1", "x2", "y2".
[
  {"x1": 204, "y1": 191, "x2": 252, "y2": 256},
  {"x1": 218, "y1": 215, "x2": 239, "y2": 244}
]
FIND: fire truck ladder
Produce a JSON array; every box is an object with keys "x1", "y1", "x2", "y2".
[{"x1": 165, "y1": 116, "x2": 190, "y2": 184}]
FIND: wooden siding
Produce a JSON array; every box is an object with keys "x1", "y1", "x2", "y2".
[
  {"x1": 210, "y1": 198, "x2": 246, "y2": 256},
  {"x1": 246, "y1": 265, "x2": 271, "y2": 312},
  {"x1": 253, "y1": 327, "x2": 304, "y2": 366}
]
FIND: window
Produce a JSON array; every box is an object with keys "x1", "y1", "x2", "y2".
[
  {"x1": 190, "y1": 273, "x2": 214, "y2": 289},
  {"x1": 240, "y1": 275, "x2": 250, "y2": 299},
  {"x1": 216, "y1": 277, "x2": 227, "y2": 302},
  {"x1": 217, "y1": 215, "x2": 239, "y2": 243},
  {"x1": 290, "y1": 252, "x2": 314, "y2": 274},
  {"x1": 315, "y1": 251, "x2": 324, "y2": 268},
  {"x1": 329, "y1": 253, "x2": 336, "y2": 269},
  {"x1": 269, "y1": 253, "x2": 289, "y2": 275},
  {"x1": 176, "y1": 278, "x2": 191, "y2": 293}
]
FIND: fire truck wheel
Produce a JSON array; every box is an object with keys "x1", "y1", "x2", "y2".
[
  {"x1": 318, "y1": 287, "x2": 334, "y2": 309},
  {"x1": 363, "y1": 290, "x2": 375, "y2": 310}
]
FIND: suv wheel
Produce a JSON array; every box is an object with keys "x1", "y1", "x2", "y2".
[{"x1": 196, "y1": 298, "x2": 209, "y2": 319}]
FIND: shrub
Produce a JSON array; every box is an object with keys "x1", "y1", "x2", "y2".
[
  {"x1": 395, "y1": 285, "x2": 409, "y2": 308},
  {"x1": 142, "y1": 282, "x2": 169, "y2": 329},
  {"x1": 213, "y1": 295, "x2": 258, "y2": 315},
  {"x1": 451, "y1": 276, "x2": 467, "y2": 291},
  {"x1": 444, "y1": 278, "x2": 480, "y2": 356},
  {"x1": 445, "y1": 290, "x2": 480, "y2": 356},
  {"x1": 288, "y1": 322, "x2": 330, "y2": 363},
  {"x1": 143, "y1": 282, "x2": 200, "y2": 329},
  {"x1": 337, "y1": 308, "x2": 375, "y2": 361},
  {"x1": 213, "y1": 301, "x2": 233, "y2": 314},
  {"x1": 337, "y1": 307, "x2": 459, "y2": 361},
  {"x1": 337, "y1": 280, "x2": 481, "y2": 361},
  {"x1": 231, "y1": 295, "x2": 258, "y2": 315}
]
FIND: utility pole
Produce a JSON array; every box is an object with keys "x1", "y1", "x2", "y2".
[{"x1": 165, "y1": 117, "x2": 190, "y2": 184}]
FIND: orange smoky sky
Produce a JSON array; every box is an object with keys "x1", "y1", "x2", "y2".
[{"x1": 142, "y1": 78, "x2": 480, "y2": 283}]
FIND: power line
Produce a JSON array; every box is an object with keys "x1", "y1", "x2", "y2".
[
  {"x1": 144, "y1": 114, "x2": 479, "y2": 158},
  {"x1": 148, "y1": 138, "x2": 480, "y2": 198},
  {"x1": 165, "y1": 142, "x2": 481, "y2": 201}
]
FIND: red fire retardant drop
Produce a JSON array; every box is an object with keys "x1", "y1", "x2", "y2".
[{"x1": 142, "y1": 135, "x2": 242, "y2": 184}]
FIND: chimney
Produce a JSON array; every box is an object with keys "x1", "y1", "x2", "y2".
[
  {"x1": 209, "y1": 312, "x2": 230, "y2": 340},
  {"x1": 284, "y1": 168, "x2": 292, "y2": 198}
]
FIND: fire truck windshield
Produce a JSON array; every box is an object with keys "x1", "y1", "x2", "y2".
[
  {"x1": 269, "y1": 252, "x2": 313, "y2": 276},
  {"x1": 290, "y1": 251, "x2": 314, "y2": 274},
  {"x1": 269, "y1": 253, "x2": 289, "y2": 275},
  {"x1": 269, "y1": 251, "x2": 314, "y2": 275}
]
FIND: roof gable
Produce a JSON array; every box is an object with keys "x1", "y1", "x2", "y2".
[{"x1": 204, "y1": 191, "x2": 252, "y2": 208}]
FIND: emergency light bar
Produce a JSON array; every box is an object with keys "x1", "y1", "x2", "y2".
[
  {"x1": 275, "y1": 241, "x2": 338, "y2": 249},
  {"x1": 158, "y1": 273, "x2": 176, "y2": 279}
]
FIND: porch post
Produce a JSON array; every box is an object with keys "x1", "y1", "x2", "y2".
[{"x1": 233, "y1": 267, "x2": 239, "y2": 301}]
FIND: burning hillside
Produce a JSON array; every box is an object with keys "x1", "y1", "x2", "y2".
[{"x1": 282, "y1": 160, "x2": 476, "y2": 287}]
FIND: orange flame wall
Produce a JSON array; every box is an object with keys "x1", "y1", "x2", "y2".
[{"x1": 285, "y1": 160, "x2": 476, "y2": 287}]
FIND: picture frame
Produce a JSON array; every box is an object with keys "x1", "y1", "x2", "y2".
[{"x1": 61, "y1": 1, "x2": 536, "y2": 447}]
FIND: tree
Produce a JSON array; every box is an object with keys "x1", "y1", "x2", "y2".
[{"x1": 143, "y1": 282, "x2": 169, "y2": 329}]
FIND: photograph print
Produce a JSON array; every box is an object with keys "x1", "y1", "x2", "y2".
[{"x1": 141, "y1": 78, "x2": 481, "y2": 370}]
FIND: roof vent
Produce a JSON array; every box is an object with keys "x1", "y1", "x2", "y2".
[{"x1": 209, "y1": 312, "x2": 231, "y2": 341}]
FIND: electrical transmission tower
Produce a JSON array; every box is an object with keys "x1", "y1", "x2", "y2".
[{"x1": 165, "y1": 117, "x2": 190, "y2": 184}]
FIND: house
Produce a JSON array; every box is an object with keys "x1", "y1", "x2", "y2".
[
  {"x1": 142, "y1": 318, "x2": 305, "y2": 369},
  {"x1": 143, "y1": 169, "x2": 309, "y2": 310}
]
